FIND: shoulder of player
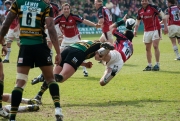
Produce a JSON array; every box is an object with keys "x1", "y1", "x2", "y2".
[{"x1": 54, "y1": 14, "x2": 63, "y2": 21}]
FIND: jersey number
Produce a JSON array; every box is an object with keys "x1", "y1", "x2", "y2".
[{"x1": 22, "y1": 11, "x2": 36, "y2": 27}]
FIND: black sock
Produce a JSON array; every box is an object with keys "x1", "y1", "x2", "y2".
[
  {"x1": 37, "y1": 81, "x2": 48, "y2": 96},
  {"x1": 48, "y1": 81, "x2": 60, "y2": 108},
  {"x1": 0, "y1": 81, "x2": 3, "y2": 108},
  {"x1": 10, "y1": 87, "x2": 23, "y2": 120}
]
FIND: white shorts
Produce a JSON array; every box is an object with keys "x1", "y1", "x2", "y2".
[
  {"x1": 168, "y1": 25, "x2": 180, "y2": 38},
  {"x1": 105, "y1": 50, "x2": 124, "y2": 73},
  {"x1": 143, "y1": 30, "x2": 161, "y2": 43},
  {"x1": 60, "y1": 34, "x2": 81, "y2": 49},
  {"x1": 46, "y1": 24, "x2": 63, "y2": 42},
  {"x1": 6, "y1": 29, "x2": 20, "y2": 42},
  {"x1": 100, "y1": 31, "x2": 113, "y2": 41}
]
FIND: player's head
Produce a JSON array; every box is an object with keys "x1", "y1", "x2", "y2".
[
  {"x1": 62, "y1": 3, "x2": 70, "y2": 16},
  {"x1": 4, "y1": 0, "x2": 11, "y2": 9},
  {"x1": 124, "y1": 30, "x2": 134, "y2": 42},
  {"x1": 166, "y1": 0, "x2": 175, "y2": 6},
  {"x1": 141, "y1": 0, "x2": 149, "y2": 8},
  {"x1": 94, "y1": 0, "x2": 102, "y2": 9}
]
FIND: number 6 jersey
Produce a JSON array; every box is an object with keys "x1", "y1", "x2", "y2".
[
  {"x1": 112, "y1": 28, "x2": 133, "y2": 63},
  {"x1": 10, "y1": 0, "x2": 53, "y2": 45}
]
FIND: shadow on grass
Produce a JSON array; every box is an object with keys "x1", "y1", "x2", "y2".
[
  {"x1": 153, "y1": 70, "x2": 180, "y2": 74},
  {"x1": 61, "y1": 99, "x2": 180, "y2": 108},
  {"x1": 69, "y1": 76, "x2": 100, "y2": 81},
  {"x1": 123, "y1": 64, "x2": 138, "y2": 67}
]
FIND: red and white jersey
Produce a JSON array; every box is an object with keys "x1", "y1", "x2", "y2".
[
  {"x1": 9, "y1": 17, "x2": 19, "y2": 29},
  {"x1": 5, "y1": 10, "x2": 18, "y2": 29},
  {"x1": 112, "y1": 28, "x2": 133, "y2": 62},
  {"x1": 97, "y1": 6, "x2": 113, "y2": 32},
  {"x1": 165, "y1": 5, "x2": 180, "y2": 26},
  {"x1": 54, "y1": 13, "x2": 83, "y2": 37},
  {"x1": 50, "y1": 2, "x2": 59, "y2": 18},
  {"x1": 137, "y1": 4, "x2": 161, "y2": 31}
]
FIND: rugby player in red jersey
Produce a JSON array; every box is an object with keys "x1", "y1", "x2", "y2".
[
  {"x1": 3, "y1": 0, "x2": 20, "y2": 63},
  {"x1": 94, "y1": 0, "x2": 114, "y2": 44},
  {"x1": 134, "y1": 0, "x2": 168, "y2": 71},
  {"x1": 165, "y1": 0, "x2": 180, "y2": 60}
]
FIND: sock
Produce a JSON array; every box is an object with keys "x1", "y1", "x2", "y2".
[
  {"x1": 148, "y1": 63, "x2": 152, "y2": 67},
  {"x1": 21, "y1": 98, "x2": 29, "y2": 104},
  {"x1": 82, "y1": 66, "x2": 87, "y2": 73},
  {"x1": 0, "y1": 81, "x2": 3, "y2": 108},
  {"x1": 48, "y1": 81, "x2": 60, "y2": 108},
  {"x1": 9, "y1": 87, "x2": 23, "y2": 120},
  {"x1": 173, "y1": 46, "x2": 180, "y2": 58},
  {"x1": 37, "y1": 81, "x2": 48, "y2": 97},
  {"x1": 5, "y1": 47, "x2": 11, "y2": 60},
  {"x1": 156, "y1": 62, "x2": 160, "y2": 66}
]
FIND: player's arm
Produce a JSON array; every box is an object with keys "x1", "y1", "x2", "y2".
[
  {"x1": 98, "y1": 18, "x2": 104, "y2": 26},
  {"x1": 133, "y1": 19, "x2": 141, "y2": 37},
  {"x1": 82, "y1": 19, "x2": 98, "y2": 28},
  {"x1": 46, "y1": 18, "x2": 60, "y2": 53},
  {"x1": 0, "y1": 11, "x2": 16, "y2": 44},
  {"x1": 159, "y1": 10, "x2": 168, "y2": 34},
  {"x1": 109, "y1": 14, "x2": 127, "y2": 33}
]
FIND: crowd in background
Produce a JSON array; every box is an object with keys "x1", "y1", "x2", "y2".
[{"x1": 0, "y1": 0, "x2": 179, "y2": 26}]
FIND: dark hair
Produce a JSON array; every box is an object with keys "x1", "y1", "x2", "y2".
[
  {"x1": 124, "y1": 30, "x2": 134, "y2": 42},
  {"x1": 167, "y1": 0, "x2": 175, "y2": 4}
]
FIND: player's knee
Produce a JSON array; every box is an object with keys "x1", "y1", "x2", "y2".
[{"x1": 16, "y1": 73, "x2": 28, "y2": 89}]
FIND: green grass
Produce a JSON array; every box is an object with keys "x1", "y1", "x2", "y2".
[{"x1": 2, "y1": 33, "x2": 180, "y2": 121}]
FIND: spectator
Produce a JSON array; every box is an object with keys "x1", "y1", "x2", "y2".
[
  {"x1": 111, "y1": 3, "x2": 122, "y2": 22},
  {"x1": 105, "y1": 0, "x2": 114, "y2": 10},
  {"x1": 0, "y1": 6, "x2": 5, "y2": 16}
]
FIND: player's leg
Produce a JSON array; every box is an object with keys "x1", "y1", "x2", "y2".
[
  {"x1": 4, "y1": 104, "x2": 39, "y2": 113},
  {"x1": 170, "y1": 37, "x2": 180, "y2": 60},
  {"x1": 36, "y1": 44, "x2": 63, "y2": 120},
  {"x1": 143, "y1": 31, "x2": 153, "y2": 71},
  {"x1": 0, "y1": 59, "x2": 8, "y2": 118},
  {"x1": 2, "y1": 93, "x2": 37, "y2": 104},
  {"x1": 168, "y1": 25, "x2": 180, "y2": 60},
  {"x1": 152, "y1": 30, "x2": 161, "y2": 71},
  {"x1": 3, "y1": 29, "x2": 14, "y2": 63},
  {"x1": 9, "y1": 66, "x2": 30, "y2": 120}
]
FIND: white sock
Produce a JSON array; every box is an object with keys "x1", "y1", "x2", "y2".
[
  {"x1": 21, "y1": 98, "x2": 29, "y2": 104},
  {"x1": 82, "y1": 66, "x2": 87, "y2": 72},
  {"x1": 148, "y1": 63, "x2": 152, "y2": 67},
  {"x1": 173, "y1": 46, "x2": 180, "y2": 58},
  {"x1": 5, "y1": 48, "x2": 11, "y2": 60},
  {"x1": 156, "y1": 62, "x2": 160, "y2": 66}
]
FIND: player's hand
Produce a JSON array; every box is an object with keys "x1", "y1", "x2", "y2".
[
  {"x1": 85, "y1": 62, "x2": 93, "y2": 68},
  {"x1": 1, "y1": 46, "x2": 7, "y2": 56},
  {"x1": 95, "y1": 24, "x2": 101, "y2": 28},
  {"x1": 123, "y1": 14, "x2": 127, "y2": 22},
  {"x1": 164, "y1": 27, "x2": 168, "y2": 35},
  {"x1": 54, "y1": 54, "x2": 61, "y2": 65},
  {"x1": 133, "y1": 31, "x2": 137, "y2": 37}
]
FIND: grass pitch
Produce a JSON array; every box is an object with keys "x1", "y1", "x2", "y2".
[{"x1": 1, "y1": 33, "x2": 180, "y2": 121}]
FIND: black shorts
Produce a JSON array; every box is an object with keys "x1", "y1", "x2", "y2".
[
  {"x1": 17, "y1": 43, "x2": 52, "y2": 68},
  {"x1": 60, "y1": 47, "x2": 85, "y2": 71}
]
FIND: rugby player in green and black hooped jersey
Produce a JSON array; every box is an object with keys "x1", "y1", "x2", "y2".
[
  {"x1": 30, "y1": 40, "x2": 114, "y2": 105},
  {"x1": 0, "y1": 0, "x2": 63, "y2": 121}
]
